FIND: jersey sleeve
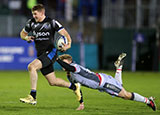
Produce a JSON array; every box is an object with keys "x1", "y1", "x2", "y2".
[
  {"x1": 57, "y1": 58, "x2": 76, "y2": 72},
  {"x1": 51, "y1": 19, "x2": 64, "y2": 32},
  {"x1": 24, "y1": 19, "x2": 32, "y2": 33},
  {"x1": 70, "y1": 63, "x2": 81, "y2": 73}
]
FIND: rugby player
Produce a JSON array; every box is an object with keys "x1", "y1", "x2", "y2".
[
  {"x1": 56, "y1": 53, "x2": 156, "y2": 111},
  {"x1": 19, "y1": 4, "x2": 81, "y2": 105}
]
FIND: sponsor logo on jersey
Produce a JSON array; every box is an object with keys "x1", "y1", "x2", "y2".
[
  {"x1": 33, "y1": 31, "x2": 50, "y2": 38},
  {"x1": 36, "y1": 32, "x2": 50, "y2": 37}
]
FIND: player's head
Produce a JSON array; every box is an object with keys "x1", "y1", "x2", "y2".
[
  {"x1": 31, "y1": 4, "x2": 45, "y2": 22},
  {"x1": 59, "y1": 54, "x2": 73, "y2": 64}
]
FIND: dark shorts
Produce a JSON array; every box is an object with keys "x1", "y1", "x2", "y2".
[{"x1": 37, "y1": 48, "x2": 57, "y2": 76}]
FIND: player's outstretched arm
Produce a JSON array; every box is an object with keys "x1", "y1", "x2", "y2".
[
  {"x1": 76, "y1": 90, "x2": 84, "y2": 111},
  {"x1": 57, "y1": 58, "x2": 75, "y2": 72},
  {"x1": 66, "y1": 72, "x2": 84, "y2": 110}
]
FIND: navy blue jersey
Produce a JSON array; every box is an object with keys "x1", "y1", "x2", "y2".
[{"x1": 24, "y1": 17, "x2": 63, "y2": 56}]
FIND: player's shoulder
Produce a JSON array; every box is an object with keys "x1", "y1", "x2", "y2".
[
  {"x1": 44, "y1": 17, "x2": 56, "y2": 25},
  {"x1": 51, "y1": 19, "x2": 62, "y2": 27},
  {"x1": 25, "y1": 18, "x2": 35, "y2": 26},
  {"x1": 70, "y1": 62, "x2": 81, "y2": 73},
  {"x1": 47, "y1": 17, "x2": 56, "y2": 22},
  {"x1": 24, "y1": 18, "x2": 35, "y2": 28},
  {"x1": 44, "y1": 17, "x2": 57, "y2": 23},
  {"x1": 70, "y1": 62, "x2": 79, "y2": 66}
]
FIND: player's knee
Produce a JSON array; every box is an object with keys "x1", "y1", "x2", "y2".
[
  {"x1": 28, "y1": 63, "x2": 36, "y2": 71},
  {"x1": 123, "y1": 92, "x2": 131, "y2": 100},
  {"x1": 119, "y1": 89, "x2": 131, "y2": 100}
]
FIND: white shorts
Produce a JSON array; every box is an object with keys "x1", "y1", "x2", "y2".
[{"x1": 98, "y1": 73, "x2": 122, "y2": 96}]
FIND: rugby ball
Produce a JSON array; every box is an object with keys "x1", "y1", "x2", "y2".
[{"x1": 57, "y1": 36, "x2": 68, "y2": 50}]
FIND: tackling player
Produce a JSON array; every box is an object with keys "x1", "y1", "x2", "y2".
[
  {"x1": 19, "y1": 4, "x2": 81, "y2": 105},
  {"x1": 56, "y1": 53, "x2": 157, "y2": 111}
]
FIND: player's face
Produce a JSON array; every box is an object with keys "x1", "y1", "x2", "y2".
[{"x1": 32, "y1": 10, "x2": 44, "y2": 22}]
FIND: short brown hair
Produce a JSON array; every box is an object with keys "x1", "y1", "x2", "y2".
[
  {"x1": 59, "y1": 54, "x2": 73, "y2": 62},
  {"x1": 31, "y1": 4, "x2": 45, "y2": 12}
]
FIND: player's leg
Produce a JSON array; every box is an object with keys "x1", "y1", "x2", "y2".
[
  {"x1": 118, "y1": 88, "x2": 156, "y2": 111},
  {"x1": 20, "y1": 58, "x2": 42, "y2": 105},
  {"x1": 20, "y1": 51, "x2": 55, "y2": 105},
  {"x1": 28, "y1": 59, "x2": 42, "y2": 90},
  {"x1": 45, "y1": 72, "x2": 70, "y2": 87},
  {"x1": 114, "y1": 66, "x2": 123, "y2": 85},
  {"x1": 44, "y1": 71, "x2": 81, "y2": 101},
  {"x1": 101, "y1": 73, "x2": 156, "y2": 111},
  {"x1": 114, "y1": 53, "x2": 126, "y2": 85}
]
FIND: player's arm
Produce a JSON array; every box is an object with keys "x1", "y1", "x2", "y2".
[
  {"x1": 20, "y1": 19, "x2": 35, "y2": 42},
  {"x1": 67, "y1": 71, "x2": 71, "y2": 80},
  {"x1": 57, "y1": 58, "x2": 76, "y2": 72},
  {"x1": 20, "y1": 29, "x2": 34, "y2": 42},
  {"x1": 79, "y1": 90, "x2": 84, "y2": 106},
  {"x1": 53, "y1": 20, "x2": 72, "y2": 51},
  {"x1": 58, "y1": 28, "x2": 72, "y2": 51},
  {"x1": 66, "y1": 72, "x2": 84, "y2": 108}
]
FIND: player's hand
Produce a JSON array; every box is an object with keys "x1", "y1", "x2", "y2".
[
  {"x1": 27, "y1": 36, "x2": 35, "y2": 42},
  {"x1": 24, "y1": 36, "x2": 35, "y2": 43},
  {"x1": 61, "y1": 42, "x2": 71, "y2": 52}
]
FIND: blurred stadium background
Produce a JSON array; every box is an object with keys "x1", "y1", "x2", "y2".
[
  {"x1": 0, "y1": 0, "x2": 160, "y2": 71},
  {"x1": 0, "y1": 1, "x2": 160, "y2": 114}
]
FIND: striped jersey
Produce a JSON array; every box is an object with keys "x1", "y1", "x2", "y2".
[
  {"x1": 69, "y1": 63, "x2": 100, "y2": 89},
  {"x1": 24, "y1": 17, "x2": 63, "y2": 56}
]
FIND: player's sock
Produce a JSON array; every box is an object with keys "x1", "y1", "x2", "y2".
[
  {"x1": 115, "y1": 65, "x2": 123, "y2": 85},
  {"x1": 130, "y1": 92, "x2": 150, "y2": 104},
  {"x1": 79, "y1": 90, "x2": 83, "y2": 104},
  {"x1": 69, "y1": 83, "x2": 76, "y2": 91},
  {"x1": 30, "y1": 90, "x2": 37, "y2": 99}
]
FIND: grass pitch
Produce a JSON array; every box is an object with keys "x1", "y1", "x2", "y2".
[{"x1": 0, "y1": 71, "x2": 160, "y2": 115}]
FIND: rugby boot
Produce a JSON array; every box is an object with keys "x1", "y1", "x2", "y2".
[
  {"x1": 147, "y1": 97, "x2": 156, "y2": 111},
  {"x1": 114, "y1": 53, "x2": 126, "y2": 68},
  {"x1": 20, "y1": 95, "x2": 37, "y2": 105}
]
